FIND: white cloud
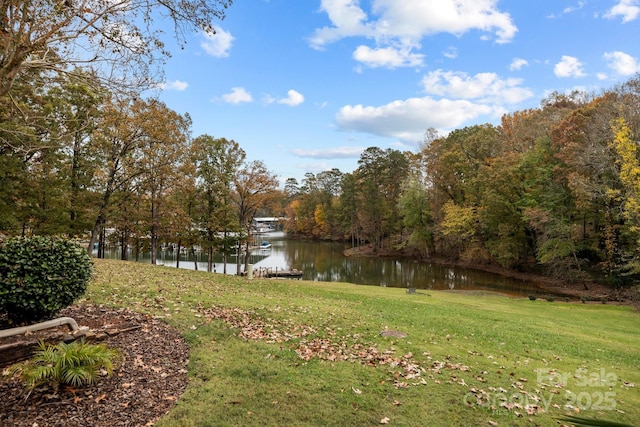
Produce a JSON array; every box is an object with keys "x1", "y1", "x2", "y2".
[
  {"x1": 509, "y1": 58, "x2": 529, "y2": 71},
  {"x1": 604, "y1": 51, "x2": 640, "y2": 75},
  {"x1": 291, "y1": 146, "x2": 364, "y2": 159},
  {"x1": 554, "y1": 55, "x2": 587, "y2": 78},
  {"x1": 309, "y1": 0, "x2": 373, "y2": 49},
  {"x1": 311, "y1": 0, "x2": 517, "y2": 49},
  {"x1": 604, "y1": 0, "x2": 640, "y2": 23},
  {"x1": 278, "y1": 90, "x2": 305, "y2": 106},
  {"x1": 310, "y1": 0, "x2": 517, "y2": 70},
  {"x1": 563, "y1": 1, "x2": 586, "y2": 14},
  {"x1": 160, "y1": 80, "x2": 189, "y2": 91},
  {"x1": 262, "y1": 94, "x2": 277, "y2": 104},
  {"x1": 352, "y1": 45, "x2": 424, "y2": 68},
  {"x1": 336, "y1": 97, "x2": 496, "y2": 143},
  {"x1": 548, "y1": 1, "x2": 586, "y2": 18},
  {"x1": 222, "y1": 87, "x2": 253, "y2": 104},
  {"x1": 421, "y1": 70, "x2": 533, "y2": 104},
  {"x1": 334, "y1": 67, "x2": 536, "y2": 143},
  {"x1": 297, "y1": 161, "x2": 345, "y2": 175},
  {"x1": 443, "y1": 46, "x2": 458, "y2": 59},
  {"x1": 201, "y1": 27, "x2": 234, "y2": 57}
]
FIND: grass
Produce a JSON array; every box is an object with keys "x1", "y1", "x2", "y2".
[{"x1": 85, "y1": 259, "x2": 640, "y2": 426}]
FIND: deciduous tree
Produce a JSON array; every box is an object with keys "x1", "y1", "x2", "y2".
[
  {"x1": 0, "y1": 0, "x2": 233, "y2": 98},
  {"x1": 355, "y1": 147, "x2": 410, "y2": 250},
  {"x1": 136, "y1": 101, "x2": 191, "y2": 264},
  {"x1": 191, "y1": 135, "x2": 245, "y2": 272},
  {"x1": 87, "y1": 97, "x2": 160, "y2": 254},
  {"x1": 232, "y1": 160, "x2": 278, "y2": 274},
  {"x1": 609, "y1": 116, "x2": 640, "y2": 274}
]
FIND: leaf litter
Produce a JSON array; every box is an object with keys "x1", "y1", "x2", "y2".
[
  {"x1": 197, "y1": 304, "x2": 550, "y2": 417},
  {"x1": 0, "y1": 304, "x2": 189, "y2": 427}
]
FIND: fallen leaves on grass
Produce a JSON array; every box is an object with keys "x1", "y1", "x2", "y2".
[
  {"x1": 198, "y1": 304, "x2": 560, "y2": 419},
  {"x1": 198, "y1": 305, "x2": 317, "y2": 343}
]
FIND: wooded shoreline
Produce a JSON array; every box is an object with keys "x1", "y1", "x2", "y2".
[{"x1": 344, "y1": 244, "x2": 640, "y2": 305}]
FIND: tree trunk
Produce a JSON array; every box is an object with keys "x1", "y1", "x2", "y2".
[
  {"x1": 120, "y1": 230, "x2": 129, "y2": 260},
  {"x1": 151, "y1": 233, "x2": 157, "y2": 265},
  {"x1": 222, "y1": 231, "x2": 228, "y2": 274},
  {"x1": 87, "y1": 186, "x2": 114, "y2": 254},
  {"x1": 207, "y1": 246, "x2": 213, "y2": 272},
  {"x1": 150, "y1": 194, "x2": 158, "y2": 265},
  {"x1": 98, "y1": 224, "x2": 106, "y2": 258},
  {"x1": 134, "y1": 238, "x2": 140, "y2": 262},
  {"x1": 236, "y1": 240, "x2": 242, "y2": 275},
  {"x1": 243, "y1": 239, "x2": 251, "y2": 275},
  {"x1": 69, "y1": 131, "x2": 85, "y2": 237},
  {"x1": 192, "y1": 247, "x2": 198, "y2": 271},
  {"x1": 0, "y1": 49, "x2": 29, "y2": 98},
  {"x1": 87, "y1": 214, "x2": 104, "y2": 255},
  {"x1": 223, "y1": 251, "x2": 227, "y2": 274}
]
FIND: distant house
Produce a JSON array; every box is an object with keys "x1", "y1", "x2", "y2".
[{"x1": 252, "y1": 217, "x2": 283, "y2": 232}]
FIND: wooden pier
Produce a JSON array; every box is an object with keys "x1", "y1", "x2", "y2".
[{"x1": 253, "y1": 267, "x2": 303, "y2": 279}]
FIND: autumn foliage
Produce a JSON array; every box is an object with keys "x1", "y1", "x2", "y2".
[{"x1": 285, "y1": 78, "x2": 640, "y2": 285}]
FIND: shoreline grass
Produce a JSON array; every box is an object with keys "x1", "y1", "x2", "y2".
[{"x1": 85, "y1": 259, "x2": 640, "y2": 426}]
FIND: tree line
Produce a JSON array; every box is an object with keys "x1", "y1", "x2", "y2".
[
  {"x1": 0, "y1": 71, "x2": 279, "y2": 274},
  {"x1": 283, "y1": 77, "x2": 640, "y2": 286},
  {"x1": 3, "y1": 65, "x2": 639, "y2": 285},
  {"x1": 0, "y1": 0, "x2": 286, "y2": 275},
  {"x1": 2, "y1": 1, "x2": 639, "y2": 284}
]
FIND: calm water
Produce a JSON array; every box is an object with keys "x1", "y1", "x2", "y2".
[{"x1": 100, "y1": 232, "x2": 545, "y2": 296}]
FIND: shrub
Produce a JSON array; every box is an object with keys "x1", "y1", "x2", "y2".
[
  {"x1": 10, "y1": 340, "x2": 120, "y2": 389},
  {"x1": 0, "y1": 236, "x2": 93, "y2": 325}
]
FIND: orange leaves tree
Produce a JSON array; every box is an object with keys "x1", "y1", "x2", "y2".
[
  {"x1": 285, "y1": 169, "x2": 344, "y2": 239},
  {"x1": 87, "y1": 97, "x2": 191, "y2": 258},
  {"x1": 232, "y1": 160, "x2": 278, "y2": 275}
]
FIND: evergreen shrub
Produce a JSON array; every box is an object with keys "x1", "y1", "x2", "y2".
[{"x1": 0, "y1": 236, "x2": 93, "y2": 325}]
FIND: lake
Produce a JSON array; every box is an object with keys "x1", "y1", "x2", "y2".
[{"x1": 100, "y1": 232, "x2": 548, "y2": 297}]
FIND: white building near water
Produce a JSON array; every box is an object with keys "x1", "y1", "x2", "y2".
[{"x1": 252, "y1": 217, "x2": 283, "y2": 232}]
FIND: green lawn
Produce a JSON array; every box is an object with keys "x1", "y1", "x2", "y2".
[{"x1": 86, "y1": 259, "x2": 640, "y2": 427}]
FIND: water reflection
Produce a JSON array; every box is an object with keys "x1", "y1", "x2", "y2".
[
  {"x1": 99, "y1": 232, "x2": 543, "y2": 296},
  {"x1": 99, "y1": 246, "x2": 270, "y2": 275}
]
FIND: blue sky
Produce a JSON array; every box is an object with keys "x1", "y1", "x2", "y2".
[{"x1": 155, "y1": 0, "x2": 640, "y2": 185}]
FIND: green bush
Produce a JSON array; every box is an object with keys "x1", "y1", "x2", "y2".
[
  {"x1": 10, "y1": 340, "x2": 119, "y2": 389},
  {"x1": 0, "y1": 236, "x2": 93, "y2": 325}
]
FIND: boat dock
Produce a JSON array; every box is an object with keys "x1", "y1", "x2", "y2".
[{"x1": 253, "y1": 267, "x2": 303, "y2": 279}]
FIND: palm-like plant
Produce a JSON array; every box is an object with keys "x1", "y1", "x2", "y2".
[{"x1": 11, "y1": 340, "x2": 120, "y2": 389}]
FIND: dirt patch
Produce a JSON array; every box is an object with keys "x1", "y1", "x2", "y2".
[{"x1": 0, "y1": 304, "x2": 189, "y2": 427}]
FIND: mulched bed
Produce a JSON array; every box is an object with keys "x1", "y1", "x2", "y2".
[{"x1": 0, "y1": 304, "x2": 189, "y2": 427}]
